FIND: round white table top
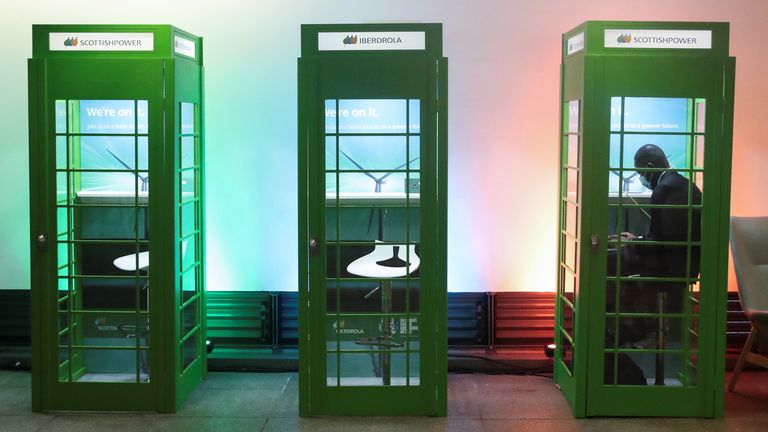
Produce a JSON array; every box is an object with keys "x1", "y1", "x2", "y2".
[
  {"x1": 113, "y1": 251, "x2": 150, "y2": 272},
  {"x1": 347, "y1": 244, "x2": 420, "y2": 278}
]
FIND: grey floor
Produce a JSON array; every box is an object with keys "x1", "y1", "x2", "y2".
[{"x1": 1, "y1": 370, "x2": 768, "y2": 431}]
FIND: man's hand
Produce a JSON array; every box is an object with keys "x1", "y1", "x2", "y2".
[{"x1": 608, "y1": 232, "x2": 639, "y2": 241}]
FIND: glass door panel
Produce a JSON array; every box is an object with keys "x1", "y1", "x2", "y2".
[
  {"x1": 604, "y1": 96, "x2": 704, "y2": 387},
  {"x1": 178, "y1": 102, "x2": 202, "y2": 374},
  {"x1": 557, "y1": 99, "x2": 581, "y2": 377},
  {"x1": 55, "y1": 99, "x2": 151, "y2": 384},
  {"x1": 324, "y1": 98, "x2": 421, "y2": 387}
]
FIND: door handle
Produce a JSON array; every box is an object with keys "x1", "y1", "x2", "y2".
[
  {"x1": 309, "y1": 237, "x2": 319, "y2": 256},
  {"x1": 36, "y1": 233, "x2": 48, "y2": 252},
  {"x1": 590, "y1": 234, "x2": 599, "y2": 252}
]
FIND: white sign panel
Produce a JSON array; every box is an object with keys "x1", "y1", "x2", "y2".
[
  {"x1": 49, "y1": 32, "x2": 154, "y2": 52},
  {"x1": 318, "y1": 31, "x2": 426, "y2": 51},
  {"x1": 566, "y1": 32, "x2": 584, "y2": 56},
  {"x1": 174, "y1": 35, "x2": 196, "y2": 59},
  {"x1": 604, "y1": 29, "x2": 712, "y2": 49}
]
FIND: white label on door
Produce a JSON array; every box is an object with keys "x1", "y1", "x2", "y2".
[
  {"x1": 566, "y1": 32, "x2": 585, "y2": 55},
  {"x1": 318, "y1": 31, "x2": 426, "y2": 51},
  {"x1": 49, "y1": 32, "x2": 155, "y2": 52},
  {"x1": 174, "y1": 35, "x2": 197, "y2": 59},
  {"x1": 604, "y1": 29, "x2": 712, "y2": 49}
]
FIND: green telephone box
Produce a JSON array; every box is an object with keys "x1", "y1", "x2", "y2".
[
  {"x1": 28, "y1": 25, "x2": 206, "y2": 412},
  {"x1": 554, "y1": 21, "x2": 735, "y2": 417},
  {"x1": 298, "y1": 24, "x2": 448, "y2": 416}
]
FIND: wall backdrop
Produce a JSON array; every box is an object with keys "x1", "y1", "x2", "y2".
[{"x1": 1, "y1": 0, "x2": 766, "y2": 292}]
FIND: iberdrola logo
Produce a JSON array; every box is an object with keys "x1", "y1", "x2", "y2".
[
  {"x1": 616, "y1": 33, "x2": 632, "y2": 43},
  {"x1": 342, "y1": 35, "x2": 358, "y2": 45},
  {"x1": 64, "y1": 36, "x2": 79, "y2": 47}
]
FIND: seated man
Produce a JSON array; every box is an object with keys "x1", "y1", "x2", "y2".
[{"x1": 605, "y1": 144, "x2": 702, "y2": 385}]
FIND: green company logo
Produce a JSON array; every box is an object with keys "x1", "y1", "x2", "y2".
[
  {"x1": 64, "y1": 36, "x2": 79, "y2": 47},
  {"x1": 616, "y1": 33, "x2": 632, "y2": 44},
  {"x1": 343, "y1": 35, "x2": 358, "y2": 45},
  {"x1": 332, "y1": 320, "x2": 364, "y2": 335}
]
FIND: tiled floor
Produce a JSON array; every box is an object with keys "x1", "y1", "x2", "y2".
[{"x1": 1, "y1": 370, "x2": 767, "y2": 431}]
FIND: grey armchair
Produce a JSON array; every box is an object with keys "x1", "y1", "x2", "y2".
[{"x1": 728, "y1": 216, "x2": 768, "y2": 392}]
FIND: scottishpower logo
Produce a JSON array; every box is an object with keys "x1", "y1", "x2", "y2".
[
  {"x1": 343, "y1": 35, "x2": 358, "y2": 45},
  {"x1": 94, "y1": 317, "x2": 118, "y2": 331},
  {"x1": 616, "y1": 33, "x2": 632, "y2": 44},
  {"x1": 50, "y1": 32, "x2": 154, "y2": 51}
]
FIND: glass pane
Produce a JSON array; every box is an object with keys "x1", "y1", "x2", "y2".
[
  {"x1": 78, "y1": 242, "x2": 144, "y2": 274},
  {"x1": 695, "y1": 99, "x2": 706, "y2": 133},
  {"x1": 408, "y1": 136, "x2": 421, "y2": 170},
  {"x1": 325, "y1": 99, "x2": 337, "y2": 134},
  {"x1": 620, "y1": 281, "x2": 687, "y2": 312},
  {"x1": 77, "y1": 171, "x2": 148, "y2": 196},
  {"x1": 561, "y1": 267, "x2": 576, "y2": 296},
  {"x1": 55, "y1": 100, "x2": 67, "y2": 134},
  {"x1": 181, "y1": 267, "x2": 198, "y2": 299},
  {"x1": 137, "y1": 100, "x2": 148, "y2": 134},
  {"x1": 181, "y1": 136, "x2": 195, "y2": 169},
  {"x1": 180, "y1": 201, "x2": 197, "y2": 237},
  {"x1": 183, "y1": 331, "x2": 198, "y2": 370},
  {"x1": 611, "y1": 134, "x2": 690, "y2": 170},
  {"x1": 181, "y1": 102, "x2": 195, "y2": 135},
  {"x1": 56, "y1": 172, "x2": 69, "y2": 204},
  {"x1": 563, "y1": 234, "x2": 577, "y2": 271},
  {"x1": 408, "y1": 352, "x2": 420, "y2": 385},
  {"x1": 56, "y1": 136, "x2": 67, "y2": 169},
  {"x1": 338, "y1": 172, "x2": 408, "y2": 194},
  {"x1": 80, "y1": 136, "x2": 137, "y2": 170},
  {"x1": 339, "y1": 352, "x2": 399, "y2": 386},
  {"x1": 567, "y1": 100, "x2": 579, "y2": 133},
  {"x1": 58, "y1": 347, "x2": 71, "y2": 382},
  {"x1": 621, "y1": 97, "x2": 690, "y2": 133},
  {"x1": 78, "y1": 277, "x2": 148, "y2": 311},
  {"x1": 325, "y1": 136, "x2": 336, "y2": 170},
  {"x1": 56, "y1": 207, "x2": 69, "y2": 237},
  {"x1": 566, "y1": 168, "x2": 578, "y2": 198},
  {"x1": 56, "y1": 242, "x2": 69, "y2": 268},
  {"x1": 325, "y1": 173, "x2": 338, "y2": 196},
  {"x1": 408, "y1": 99, "x2": 420, "y2": 133},
  {"x1": 328, "y1": 280, "x2": 419, "y2": 314},
  {"x1": 326, "y1": 353, "x2": 339, "y2": 386},
  {"x1": 329, "y1": 207, "x2": 420, "y2": 242},
  {"x1": 694, "y1": 136, "x2": 705, "y2": 169},
  {"x1": 566, "y1": 134, "x2": 578, "y2": 168},
  {"x1": 337, "y1": 99, "x2": 407, "y2": 134},
  {"x1": 181, "y1": 236, "x2": 197, "y2": 270},
  {"x1": 564, "y1": 201, "x2": 578, "y2": 236},
  {"x1": 327, "y1": 244, "x2": 420, "y2": 279},
  {"x1": 604, "y1": 350, "x2": 684, "y2": 386},
  {"x1": 182, "y1": 301, "x2": 198, "y2": 335},
  {"x1": 181, "y1": 169, "x2": 196, "y2": 195},
  {"x1": 610, "y1": 96, "x2": 622, "y2": 131},
  {"x1": 562, "y1": 303, "x2": 574, "y2": 338},
  {"x1": 694, "y1": 171, "x2": 704, "y2": 194},
  {"x1": 78, "y1": 206, "x2": 145, "y2": 240},
  {"x1": 71, "y1": 349, "x2": 143, "y2": 383},
  {"x1": 339, "y1": 136, "x2": 408, "y2": 171},
  {"x1": 74, "y1": 100, "x2": 144, "y2": 135},
  {"x1": 561, "y1": 336, "x2": 573, "y2": 372}
]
